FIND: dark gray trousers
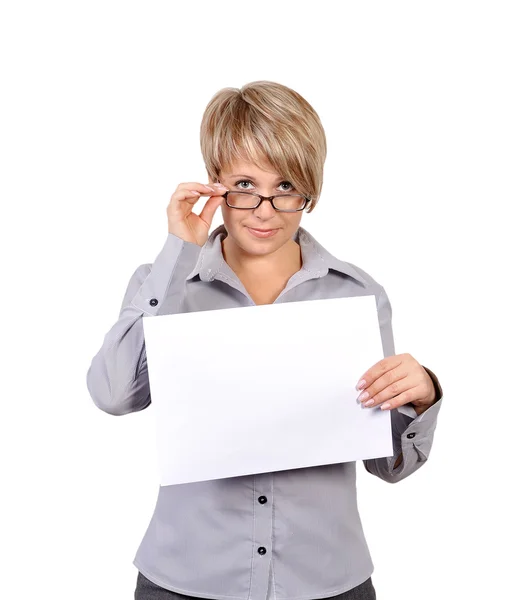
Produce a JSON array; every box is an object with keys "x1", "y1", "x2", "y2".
[{"x1": 134, "y1": 571, "x2": 376, "y2": 600}]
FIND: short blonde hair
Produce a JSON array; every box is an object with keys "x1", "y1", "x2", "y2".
[{"x1": 200, "y1": 80, "x2": 326, "y2": 212}]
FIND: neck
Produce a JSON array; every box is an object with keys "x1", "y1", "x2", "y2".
[{"x1": 222, "y1": 235, "x2": 302, "y2": 280}]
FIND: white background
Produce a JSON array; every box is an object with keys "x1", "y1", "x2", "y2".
[{"x1": 1, "y1": 1, "x2": 525, "y2": 598}]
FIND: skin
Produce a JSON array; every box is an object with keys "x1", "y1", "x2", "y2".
[
  {"x1": 355, "y1": 353, "x2": 437, "y2": 415},
  {"x1": 166, "y1": 157, "x2": 439, "y2": 468},
  {"x1": 355, "y1": 354, "x2": 438, "y2": 470},
  {"x1": 212, "y1": 158, "x2": 304, "y2": 302}
]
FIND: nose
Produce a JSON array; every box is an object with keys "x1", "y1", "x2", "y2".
[{"x1": 253, "y1": 197, "x2": 277, "y2": 220}]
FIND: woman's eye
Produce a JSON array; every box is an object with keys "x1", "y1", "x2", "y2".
[
  {"x1": 279, "y1": 181, "x2": 294, "y2": 192},
  {"x1": 235, "y1": 179, "x2": 254, "y2": 189},
  {"x1": 234, "y1": 179, "x2": 295, "y2": 192}
]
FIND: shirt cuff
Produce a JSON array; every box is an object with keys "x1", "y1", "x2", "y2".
[{"x1": 131, "y1": 233, "x2": 202, "y2": 316}]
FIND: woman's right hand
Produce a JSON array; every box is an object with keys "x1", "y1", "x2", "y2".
[{"x1": 167, "y1": 181, "x2": 228, "y2": 246}]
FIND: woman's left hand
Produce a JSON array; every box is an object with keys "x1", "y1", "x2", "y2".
[{"x1": 355, "y1": 353, "x2": 437, "y2": 415}]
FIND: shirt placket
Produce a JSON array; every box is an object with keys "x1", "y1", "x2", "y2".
[
  {"x1": 209, "y1": 256, "x2": 323, "y2": 600},
  {"x1": 250, "y1": 472, "x2": 274, "y2": 600}
]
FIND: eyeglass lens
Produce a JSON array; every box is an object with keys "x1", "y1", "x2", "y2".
[{"x1": 227, "y1": 193, "x2": 305, "y2": 211}]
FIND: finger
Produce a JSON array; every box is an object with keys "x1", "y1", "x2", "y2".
[
  {"x1": 178, "y1": 182, "x2": 228, "y2": 196},
  {"x1": 169, "y1": 188, "x2": 207, "y2": 208},
  {"x1": 177, "y1": 182, "x2": 216, "y2": 193},
  {"x1": 199, "y1": 194, "x2": 224, "y2": 227},
  {"x1": 378, "y1": 385, "x2": 421, "y2": 411},
  {"x1": 358, "y1": 369, "x2": 411, "y2": 409},
  {"x1": 171, "y1": 183, "x2": 227, "y2": 207},
  {"x1": 171, "y1": 183, "x2": 216, "y2": 203},
  {"x1": 355, "y1": 354, "x2": 405, "y2": 391},
  {"x1": 358, "y1": 365, "x2": 407, "y2": 405}
]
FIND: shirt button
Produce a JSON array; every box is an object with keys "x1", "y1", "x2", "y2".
[
  {"x1": 149, "y1": 298, "x2": 158, "y2": 306},
  {"x1": 407, "y1": 432, "x2": 416, "y2": 439},
  {"x1": 257, "y1": 547, "x2": 267, "y2": 555},
  {"x1": 258, "y1": 496, "x2": 267, "y2": 504}
]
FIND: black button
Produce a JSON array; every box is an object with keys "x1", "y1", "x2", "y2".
[
  {"x1": 149, "y1": 298, "x2": 158, "y2": 306},
  {"x1": 257, "y1": 546, "x2": 267, "y2": 555},
  {"x1": 258, "y1": 496, "x2": 267, "y2": 504},
  {"x1": 407, "y1": 432, "x2": 416, "y2": 439}
]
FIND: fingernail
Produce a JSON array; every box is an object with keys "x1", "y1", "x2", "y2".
[
  {"x1": 364, "y1": 399, "x2": 375, "y2": 407},
  {"x1": 356, "y1": 379, "x2": 366, "y2": 391},
  {"x1": 213, "y1": 183, "x2": 227, "y2": 188},
  {"x1": 358, "y1": 391, "x2": 369, "y2": 402},
  {"x1": 380, "y1": 403, "x2": 391, "y2": 410}
]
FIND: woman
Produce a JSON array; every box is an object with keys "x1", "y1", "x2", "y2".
[{"x1": 87, "y1": 80, "x2": 443, "y2": 600}]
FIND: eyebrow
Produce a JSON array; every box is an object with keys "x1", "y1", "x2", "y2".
[{"x1": 225, "y1": 173, "x2": 285, "y2": 181}]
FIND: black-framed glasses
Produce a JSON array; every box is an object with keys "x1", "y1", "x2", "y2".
[{"x1": 220, "y1": 190, "x2": 310, "y2": 212}]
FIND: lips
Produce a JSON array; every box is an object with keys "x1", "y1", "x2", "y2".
[{"x1": 246, "y1": 226, "x2": 280, "y2": 239}]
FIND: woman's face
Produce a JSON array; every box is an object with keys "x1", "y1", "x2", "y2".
[{"x1": 215, "y1": 158, "x2": 304, "y2": 258}]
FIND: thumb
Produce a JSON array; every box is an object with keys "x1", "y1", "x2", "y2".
[{"x1": 199, "y1": 194, "x2": 224, "y2": 228}]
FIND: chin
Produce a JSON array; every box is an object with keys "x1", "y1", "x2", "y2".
[{"x1": 241, "y1": 225, "x2": 284, "y2": 253}]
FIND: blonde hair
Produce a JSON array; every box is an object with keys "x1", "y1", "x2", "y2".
[{"x1": 200, "y1": 80, "x2": 327, "y2": 212}]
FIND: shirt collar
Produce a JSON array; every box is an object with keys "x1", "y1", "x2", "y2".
[{"x1": 186, "y1": 224, "x2": 369, "y2": 287}]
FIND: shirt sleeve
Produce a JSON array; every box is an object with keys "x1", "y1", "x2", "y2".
[
  {"x1": 362, "y1": 286, "x2": 444, "y2": 483},
  {"x1": 86, "y1": 233, "x2": 202, "y2": 416}
]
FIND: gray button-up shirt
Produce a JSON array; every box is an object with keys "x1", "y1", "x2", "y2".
[{"x1": 86, "y1": 224, "x2": 443, "y2": 600}]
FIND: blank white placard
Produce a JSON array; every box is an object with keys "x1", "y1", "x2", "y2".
[{"x1": 142, "y1": 295, "x2": 393, "y2": 486}]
